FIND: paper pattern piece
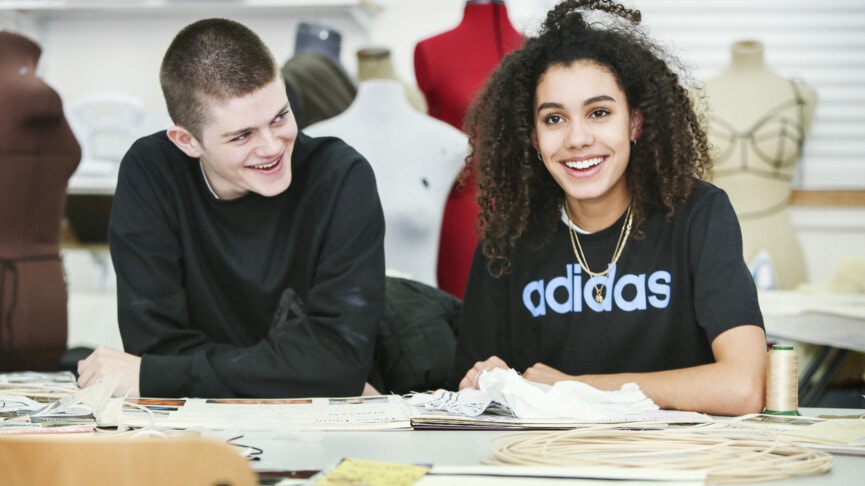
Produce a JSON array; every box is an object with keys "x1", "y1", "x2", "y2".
[
  {"x1": 314, "y1": 458, "x2": 430, "y2": 486},
  {"x1": 707, "y1": 413, "x2": 865, "y2": 456}
]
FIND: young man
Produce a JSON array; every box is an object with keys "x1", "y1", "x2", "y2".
[{"x1": 76, "y1": 18, "x2": 385, "y2": 398}]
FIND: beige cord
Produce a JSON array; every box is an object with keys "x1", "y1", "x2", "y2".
[{"x1": 486, "y1": 423, "x2": 833, "y2": 483}]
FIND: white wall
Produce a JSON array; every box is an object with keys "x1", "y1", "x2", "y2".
[
  {"x1": 3, "y1": 6, "x2": 861, "y2": 200},
  {"x1": 3, "y1": 0, "x2": 863, "y2": 283},
  {"x1": 792, "y1": 207, "x2": 865, "y2": 285},
  {"x1": 0, "y1": 1, "x2": 558, "y2": 116},
  {"x1": 5, "y1": 0, "x2": 863, "y2": 187},
  {"x1": 4, "y1": 0, "x2": 862, "y2": 249}
]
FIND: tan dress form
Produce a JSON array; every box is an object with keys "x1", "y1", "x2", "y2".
[
  {"x1": 0, "y1": 31, "x2": 81, "y2": 370},
  {"x1": 704, "y1": 40, "x2": 817, "y2": 290},
  {"x1": 356, "y1": 47, "x2": 428, "y2": 113}
]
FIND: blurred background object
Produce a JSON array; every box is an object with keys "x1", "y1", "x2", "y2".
[{"x1": 0, "y1": 30, "x2": 80, "y2": 371}]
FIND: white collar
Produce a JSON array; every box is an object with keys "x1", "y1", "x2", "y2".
[
  {"x1": 199, "y1": 160, "x2": 220, "y2": 200},
  {"x1": 560, "y1": 204, "x2": 591, "y2": 234}
]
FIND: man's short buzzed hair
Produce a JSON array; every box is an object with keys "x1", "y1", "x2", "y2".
[{"x1": 160, "y1": 18, "x2": 279, "y2": 140}]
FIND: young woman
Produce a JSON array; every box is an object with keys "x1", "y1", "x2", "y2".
[{"x1": 452, "y1": 0, "x2": 767, "y2": 416}]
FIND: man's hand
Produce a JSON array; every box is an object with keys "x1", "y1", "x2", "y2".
[
  {"x1": 458, "y1": 355, "x2": 510, "y2": 390},
  {"x1": 77, "y1": 346, "x2": 142, "y2": 397}
]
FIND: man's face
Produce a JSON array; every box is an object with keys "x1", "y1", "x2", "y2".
[{"x1": 181, "y1": 78, "x2": 298, "y2": 200}]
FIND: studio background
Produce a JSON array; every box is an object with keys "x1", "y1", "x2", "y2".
[{"x1": 1, "y1": 0, "x2": 862, "y2": 355}]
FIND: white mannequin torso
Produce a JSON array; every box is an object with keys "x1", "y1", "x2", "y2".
[
  {"x1": 704, "y1": 40, "x2": 817, "y2": 289},
  {"x1": 305, "y1": 79, "x2": 468, "y2": 287}
]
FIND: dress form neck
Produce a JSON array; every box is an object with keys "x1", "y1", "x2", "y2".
[
  {"x1": 294, "y1": 22, "x2": 342, "y2": 66},
  {"x1": 357, "y1": 47, "x2": 397, "y2": 81},
  {"x1": 359, "y1": 47, "x2": 428, "y2": 113},
  {"x1": 348, "y1": 79, "x2": 415, "y2": 119},
  {"x1": 460, "y1": 1, "x2": 512, "y2": 30},
  {"x1": 0, "y1": 31, "x2": 41, "y2": 73},
  {"x1": 729, "y1": 40, "x2": 769, "y2": 74}
]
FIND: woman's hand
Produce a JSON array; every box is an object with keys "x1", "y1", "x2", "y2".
[
  {"x1": 458, "y1": 355, "x2": 510, "y2": 390},
  {"x1": 522, "y1": 362, "x2": 576, "y2": 385}
]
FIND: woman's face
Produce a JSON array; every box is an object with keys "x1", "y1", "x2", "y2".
[{"x1": 531, "y1": 61, "x2": 641, "y2": 217}]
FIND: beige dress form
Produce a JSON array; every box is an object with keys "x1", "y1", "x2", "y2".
[
  {"x1": 356, "y1": 47, "x2": 428, "y2": 114},
  {"x1": 704, "y1": 40, "x2": 817, "y2": 290}
]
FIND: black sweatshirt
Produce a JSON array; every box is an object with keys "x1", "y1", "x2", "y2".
[{"x1": 108, "y1": 131, "x2": 385, "y2": 398}]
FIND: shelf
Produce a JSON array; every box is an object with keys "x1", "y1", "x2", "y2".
[
  {"x1": 790, "y1": 190, "x2": 865, "y2": 207},
  {"x1": 0, "y1": 1, "x2": 380, "y2": 22},
  {"x1": 0, "y1": 0, "x2": 382, "y2": 38}
]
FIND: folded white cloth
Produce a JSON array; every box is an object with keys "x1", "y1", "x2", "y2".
[{"x1": 408, "y1": 368, "x2": 658, "y2": 420}]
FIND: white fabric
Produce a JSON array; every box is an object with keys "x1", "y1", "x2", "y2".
[{"x1": 408, "y1": 368, "x2": 658, "y2": 420}]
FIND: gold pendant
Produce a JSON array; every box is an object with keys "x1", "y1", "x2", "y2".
[{"x1": 594, "y1": 288, "x2": 604, "y2": 302}]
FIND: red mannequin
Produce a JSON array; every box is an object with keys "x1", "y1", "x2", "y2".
[
  {"x1": 0, "y1": 31, "x2": 81, "y2": 370},
  {"x1": 414, "y1": 0, "x2": 522, "y2": 299}
]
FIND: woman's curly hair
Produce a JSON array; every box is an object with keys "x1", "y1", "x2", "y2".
[{"x1": 464, "y1": 0, "x2": 712, "y2": 277}]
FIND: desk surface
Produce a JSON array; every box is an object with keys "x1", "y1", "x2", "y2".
[{"x1": 221, "y1": 408, "x2": 863, "y2": 486}]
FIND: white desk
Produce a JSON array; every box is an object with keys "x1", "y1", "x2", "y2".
[
  {"x1": 760, "y1": 291, "x2": 865, "y2": 353},
  {"x1": 223, "y1": 408, "x2": 863, "y2": 485},
  {"x1": 760, "y1": 290, "x2": 865, "y2": 406}
]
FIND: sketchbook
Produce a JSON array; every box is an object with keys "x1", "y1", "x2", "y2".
[
  {"x1": 407, "y1": 406, "x2": 713, "y2": 430},
  {"x1": 118, "y1": 394, "x2": 414, "y2": 431},
  {"x1": 705, "y1": 413, "x2": 865, "y2": 456}
]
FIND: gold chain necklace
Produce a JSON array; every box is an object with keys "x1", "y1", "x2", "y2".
[{"x1": 566, "y1": 202, "x2": 634, "y2": 303}]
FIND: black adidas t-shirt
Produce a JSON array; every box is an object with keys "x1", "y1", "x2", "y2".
[{"x1": 452, "y1": 181, "x2": 763, "y2": 384}]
